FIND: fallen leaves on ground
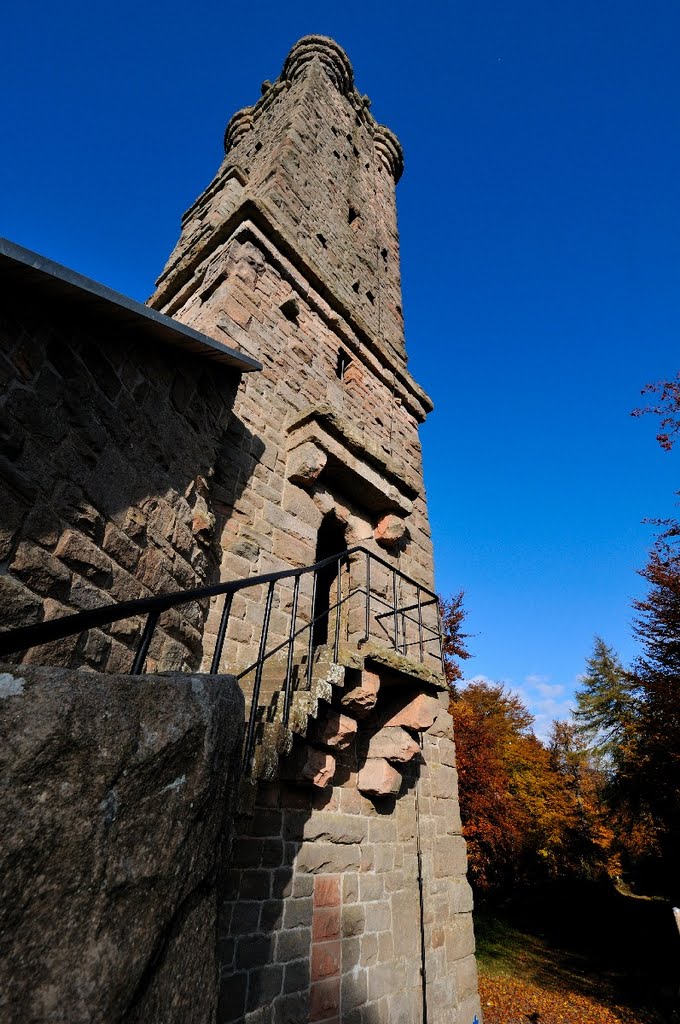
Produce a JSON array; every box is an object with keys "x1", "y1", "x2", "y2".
[{"x1": 479, "y1": 974, "x2": 655, "y2": 1024}]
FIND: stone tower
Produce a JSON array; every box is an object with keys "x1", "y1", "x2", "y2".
[{"x1": 151, "y1": 35, "x2": 481, "y2": 1024}]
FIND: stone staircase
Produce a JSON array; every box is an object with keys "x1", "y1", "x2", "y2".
[{"x1": 239, "y1": 646, "x2": 346, "y2": 780}]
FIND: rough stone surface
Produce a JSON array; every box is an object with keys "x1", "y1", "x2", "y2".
[
  {"x1": 341, "y1": 669, "x2": 380, "y2": 718},
  {"x1": 0, "y1": 664, "x2": 244, "y2": 1024},
  {"x1": 380, "y1": 691, "x2": 441, "y2": 731},
  {"x1": 307, "y1": 708, "x2": 357, "y2": 749},
  {"x1": 357, "y1": 757, "x2": 403, "y2": 796},
  {"x1": 287, "y1": 441, "x2": 327, "y2": 486},
  {"x1": 0, "y1": 288, "x2": 244, "y2": 674},
  {"x1": 361, "y1": 725, "x2": 420, "y2": 763},
  {"x1": 373, "y1": 513, "x2": 407, "y2": 548},
  {"x1": 281, "y1": 743, "x2": 336, "y2": 788}
]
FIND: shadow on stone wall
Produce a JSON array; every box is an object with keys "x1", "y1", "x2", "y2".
[
  {"x1": 0, "y1": 291, "x2": 263, "y2": 673},
  {"x1": 217, "y1": 745, "x2": 424, "y2": 1023}
]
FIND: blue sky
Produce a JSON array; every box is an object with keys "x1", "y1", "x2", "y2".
[{"x1": 2, "y1": 1, "x2": 679, "y2": 736}]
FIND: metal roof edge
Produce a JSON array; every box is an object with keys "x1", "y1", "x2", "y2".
[{"x1": 0, "y1": 237, "x2": 262, "y2": 373}]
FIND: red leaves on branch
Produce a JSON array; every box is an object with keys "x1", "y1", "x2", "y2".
[
  {"x1": 631, "y1": 373, "x2": 680, "y2": 451},
  {"x1": 440, "y1": 590, "x2": 472, "y2": 685}
]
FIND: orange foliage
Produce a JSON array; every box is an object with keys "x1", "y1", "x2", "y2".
[
  {"x1": 451, "y1": 683, "x2": 616, "y2": 892},
  {"x1": 479, "y1": 975, "x2": 654, "y2": 1024}
]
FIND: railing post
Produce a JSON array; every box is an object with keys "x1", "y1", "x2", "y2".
[
  {"x1": 364, "y1": 549, "x2": 371, "y2": 643},
  {"x1": 210, "y1": 591, "x2": 233, "y2": 673},
  {"x1": 333, "y1": 555, "x2": 344, "y2": 662},
  {"x1": 436, "y1": 599, "x2": 446, "y2": 678},
  {"x1": 243, "y1": 581, "x2": 275, "y2": 773},
  {"x1": 417, "y1": 588, "x2": 425, "y2": 663},
  {"x1": 130, "y1": 611, "x2": 159, "y2": 675},
  {"x1": 283, "y1": 576, "x2": 300, "y2": 728},
  {"x1": 306, "y1": 571, "x2": 318, "y2": 689},
  {"x1": 392, "y1": 569, "x2": 399, "y2": 652}
]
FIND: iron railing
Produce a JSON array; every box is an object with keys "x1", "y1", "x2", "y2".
[{"x1": 0, "y1": 545, "x2": 444, "y2": 772}]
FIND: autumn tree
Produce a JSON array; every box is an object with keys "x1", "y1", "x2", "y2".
[
  {"x1": 548, "y1": 720, "x2": 618, "y2": 879},
  {"x1": 450, "y1": 681, "x2": 579, "y2": 893},
  {"x1": 440, "y1": 590, "x2": 472, "y2": 687}
]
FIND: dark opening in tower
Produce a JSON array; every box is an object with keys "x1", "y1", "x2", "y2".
[{"x1": 312, "y1": 511, "x2": 347, "y2": 647}]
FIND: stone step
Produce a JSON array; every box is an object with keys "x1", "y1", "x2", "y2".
[{"x1": 244, "y1": 654, "x2": 346, "y2": 782}]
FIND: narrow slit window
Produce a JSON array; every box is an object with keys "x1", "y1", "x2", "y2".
[{"x1": 336, "y1": 347, "x2": 352, "y2": 381}]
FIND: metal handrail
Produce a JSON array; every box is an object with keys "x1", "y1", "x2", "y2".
[
  {"x1": 0, "y1": 544, "x2": 444, "y2": 774},
  {"x1": 0, "y1": 544, "x2": 438, "y2": 657}
]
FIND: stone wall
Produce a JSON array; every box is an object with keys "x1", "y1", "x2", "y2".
[
  {"x1": 0, "y1": 284, "x2": 253, "y2": 672},
  {"x1": 0, "y1": 664, "x2": 245, "y2": 1024},
  {"x1": 218, "y1": 676, "x2": 481, "y2": 1024},
  {"x1": 152, "y1": 221, "x2": 440, "y2": 676}
]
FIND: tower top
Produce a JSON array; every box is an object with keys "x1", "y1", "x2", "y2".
[
  {"x1": 225, "y1": 36, "x2": 404, "y2": 182},
  {"x1": 151, "y1": 33, "x2": 425, "y2": 381}
]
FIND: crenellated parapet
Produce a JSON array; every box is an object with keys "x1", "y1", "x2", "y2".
[
  {"x1": 154, "y1": 33, "x2": 414, "y2": 378},
  {"x1": 283, "y1": 34, "x2": 355, "y2": 95},
  {"x1": 223, "y1": 34, "x2": 404, "y2": 182}
]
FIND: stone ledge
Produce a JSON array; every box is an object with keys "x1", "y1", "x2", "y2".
[
  {"x1": 287, "y1": 404, "x2": 418, "y2": 508},
  {"x1": 328, "y1": 644, "x2": 446, "y2": 691},
  {"x1": 150, "y1": 210, "x2": 433, "y2": 422}
]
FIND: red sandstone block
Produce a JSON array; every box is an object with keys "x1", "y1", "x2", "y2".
[
  {"x1": 307, "y1": 709, "x2": 357, "y2": 750},
  {"x1": 357, "y1": 758, "x2": 402, "y2": 796},
  {"x1": 314, "y1": 875, "x2": 340, "y2": 908},
  {"x1": 381, "y1": 692, "x2": 440, "y2": 731},
  {"x1": 312, "y1": 906, "x2": 341, "y2": 941},
  {"x1": 311, "y1": 940, "x2": 341, "y2": 980},
  {"x1": 310, "y1": 977, "x2": 341, "y2": 1021}
]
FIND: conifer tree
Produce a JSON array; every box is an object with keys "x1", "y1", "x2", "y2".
[
  {"x1": 631, "y1": 523, "x2": 680, "y2": 889},
  {"x1": 573, "y1": 637, "x2": 638, "y2": 771}
]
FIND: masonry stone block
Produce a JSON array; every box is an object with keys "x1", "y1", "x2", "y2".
[
  {"x1": 275, "y1": 928, "x2": 312, "y2": 964},
  {"x1": 283, "y1": 958, "x2": 310, "y2": 994},
  {"x1": 288, "y1": 441, "x2": 327, "y2": 486},
  {"x1": 357, "y1": 757, "x2": 402, "y2": 796},
  {"x1": 302, "y1": 812, "x2": 367, "y2": 845},
  {"x1": 296, "y1": 841, "x2": 362, "y2": 875},
  {"x1": 373, "y1": 513, "x2": 407, "y2": 548},
  {"x1": 307, "y1": 709, "x2": 357, "y2": 749},
  {"x1": 311, "y1": 940, "x2": 341, "y2": 981},
  {"x1": 341, "y1": 669, "x2": 380, "y2": 717},
  {"x1": 362, "y1": 726, "x2": 420, "y2": 763},
  {"x1": 433, "y1": 835, "x2": 468, "y2": 879},
  {"x1": 282, "y1": 744, "x2": 336, "y2": 788},
  {"x1": 309, "y1": 977, "x2": 340, "y2": 1021},
  {"x1": 381, "y1": 692, "x2": 440, "y2": 731},
  {"x1": 341, "y1": 967, "x2": 368, "y2": 1013},
  {"x1": 430, "y1": 763, "x2": 459, "y2": 799},
  {"x1": 283, "y1": 896, "x2": 314, "y2": 929},
  {"x1": 427, "y1": 707, "x2": 455, "y2": 739}
]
